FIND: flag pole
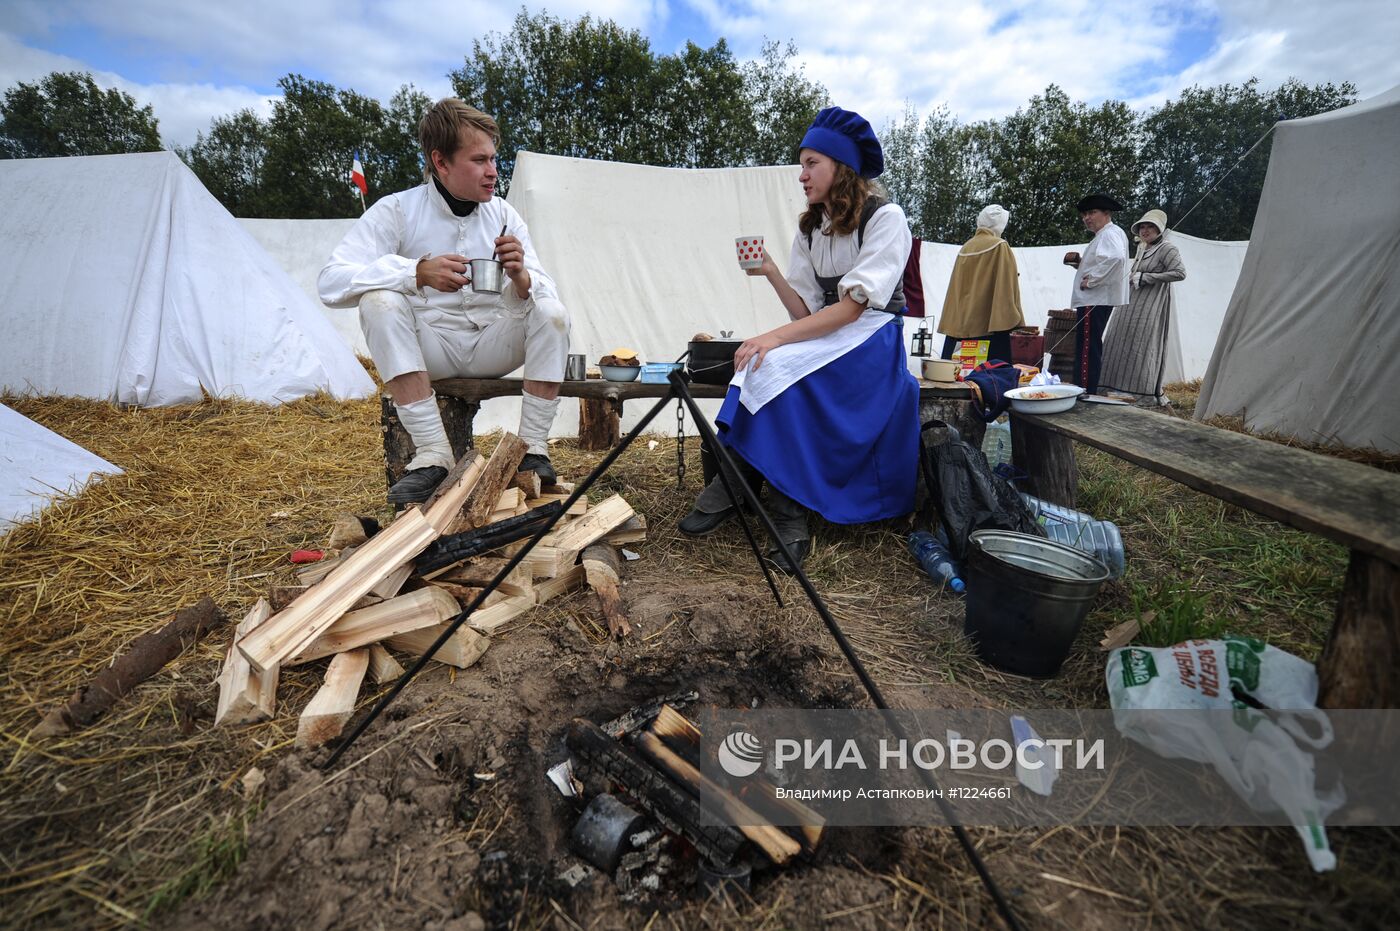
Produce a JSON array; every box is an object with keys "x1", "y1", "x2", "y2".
[{"x1": 358, "y1": 189, "x2": 366, "y2": 214}]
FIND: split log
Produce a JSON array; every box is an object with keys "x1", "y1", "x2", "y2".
[
  {"x1": 530, "y1": 495, "x2": 636, "y2": 577},
  {"x1": 367, "y1": 644, "x2": 404, "y2": 684},
  {"x1": 296, "y1": 650, "x2": 370, "y2": 749},
  {"x1": 432, "y1": 556, "x2": 534, "y2": 599},
  {"x1": 496, "y1": 487, "x2": 524, "y2": 511},
  {"x1": 422, "y1": 451, "x2": 488, "y2": 533},
  {"x1": 565, "y1": 718, "x2": 745, "y2": 866},
  {"x1": 287, "y1": 588, "x2": 461, "y2": 666},
  {"x1": 652, "y1": 705, "x2": 824, "y2": 853},
  {"x1": 535, "y1": 565, "x2": 585, "y2": 603},
  {"x1": 582, "y1": 542, "x2": 631, "y2": 638},
  {"x1": 387, "y1": 624, "x2": 489, "y2": 668},
  {"x1": 511, "y1": 470, "x2": 541, "y2": 499},
  {"x1": 238, "y1": 508, "x2": 439, "y2": 674},
  {"x1": 602, "y1": 515, "x2": 647, "y2": 546},
  {"x1": 464, "y1": 594, "x2": 536, "y2": 635},
  {"x1": 459, "y1": 434, "x2": 529, "y2": 531},
  {"x1": 369, "y1": 562, "x2": 413, "y2": 601},
  {"x1": 35, "y1": 597, "x2": 225, "y2": 737},
  {"x1": 326, "y1": 514, "x2": 374, "y2": 551},
  {"x1": 525, "y1": 492, "x2": 587, "y2": 517},
  {"x1": 634, "y1": 731, "x2": 800, "y2": 865},
  {"x1": 297, "y1": 551, "x2": 346, "y2": 585},
  {"x1": 215, "y1": 599, "x2": 278, "y2": 726}
]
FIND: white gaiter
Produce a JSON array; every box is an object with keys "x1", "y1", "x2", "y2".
[
  {"x1": 518, "y1": 392, "x2": 559, "y2": 456},
  {"x1": 396, "y1": 394, "x2": 455, "y2": 471}
]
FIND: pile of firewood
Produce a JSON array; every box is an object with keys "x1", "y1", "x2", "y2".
[{"x1": 215, "y1": 434, "x2": 644, "y2": 749}]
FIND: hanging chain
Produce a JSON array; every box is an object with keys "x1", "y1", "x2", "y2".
[{"x1": 675, "y1": 399, "x2": 686, "y2": 486}]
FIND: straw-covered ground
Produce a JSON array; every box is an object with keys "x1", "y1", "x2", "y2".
[{"x1": 1, "y1": 381, "x2": 1397, "y2": 930}]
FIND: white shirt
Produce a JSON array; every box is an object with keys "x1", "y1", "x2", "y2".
[
  {"x1": 317, "y1": 181, "x2": 557, "y2": 327},
  {"x1": 731, "y1": 202, "x2": 913, "y2": 414},
  {"x1": 1070, "y1": 222, "x2": 1129, "y2": 307}
]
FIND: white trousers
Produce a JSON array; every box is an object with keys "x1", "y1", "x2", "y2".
[{"x1": 359, "y1": 290, "x2": 570, "y2": 384}]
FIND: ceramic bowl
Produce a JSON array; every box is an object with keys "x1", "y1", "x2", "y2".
[
  {"x1": 1005, "y1": 384, "x2": 1084, "y2": 414},
  {"x1": 599, "y1": 364, "x2": 640, "y2": 382}
]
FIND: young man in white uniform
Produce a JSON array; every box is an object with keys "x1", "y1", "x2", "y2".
[{"x1": 319, "y1": 99, "x2": 570, "y2": 503}]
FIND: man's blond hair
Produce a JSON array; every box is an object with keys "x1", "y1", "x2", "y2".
[{"x1": 419, "y1": 99, "x2": 499, "y2": 179}]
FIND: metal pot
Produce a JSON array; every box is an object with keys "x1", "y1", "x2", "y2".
[{"x1": 686, "y1": 339, "x2": 741, "y2": 385}]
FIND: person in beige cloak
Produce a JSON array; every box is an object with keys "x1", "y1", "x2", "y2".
[
  {"x1": 1100, "y1": 208, "x2": 1186, "y2": 407},
  {"x1": 937, "y1": 204, "x2": 1025, "y2": 362}
]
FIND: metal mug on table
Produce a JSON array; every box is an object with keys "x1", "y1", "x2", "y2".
[{"x1": 565, "y1": 353, "x2": 587, "y2": 381}]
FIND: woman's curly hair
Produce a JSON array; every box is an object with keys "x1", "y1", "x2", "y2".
[{"x1": 799, "y1": 161, "x2": 875, "y2": 239}]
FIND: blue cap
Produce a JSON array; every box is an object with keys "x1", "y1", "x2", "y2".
[{"x1": 799, "y1": 106, "x2": 884, "y2": 179}]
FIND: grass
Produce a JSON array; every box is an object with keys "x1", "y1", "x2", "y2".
[{"x1": 0, "y1": 380, "x2": 1394, "y2": 928}]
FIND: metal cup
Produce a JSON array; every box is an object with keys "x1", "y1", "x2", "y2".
[
  {"x1": 469, "y1": 257, "x2": 504, "y2": 294},
  {"x1": 565, "y1": 353, "x2": 587, "y2": 381}
]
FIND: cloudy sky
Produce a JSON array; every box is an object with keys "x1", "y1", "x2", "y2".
[{"x1": 2, "y1": 0, "x2": 1396, "y2": 149}]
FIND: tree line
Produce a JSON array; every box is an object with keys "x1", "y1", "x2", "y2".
[{"x1": 0, "y1": 10, "x2": 1356, "y2": 243}]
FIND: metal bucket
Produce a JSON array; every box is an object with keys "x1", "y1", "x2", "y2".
[
  {"x1": 469, "y1": 258, "x2": 504, "y2": 294},
  {"x1": 964, "y1": 530, "x2": 1110, "y2": 678}
]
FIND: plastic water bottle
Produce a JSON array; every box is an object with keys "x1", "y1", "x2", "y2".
[
  {"x1": 908, "y1": 531, "x2": 966, "y2": 593},
  {"x1": 1042, "y1": 519, "x2": 1126, "y2": 579},
  {"x1": 1019, "y1": 492, "x2": 1094, "y2": 528},
  {"x1": 982, "y1": 417, "x2": 1013, "y2": 471}
]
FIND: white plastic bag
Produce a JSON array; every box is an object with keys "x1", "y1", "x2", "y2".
[{"x1": 1106, "y1": 635, "x2": 1343, "y2": 871}]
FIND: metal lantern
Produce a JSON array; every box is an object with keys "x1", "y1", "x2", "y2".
[{"x1": 910, "y1": 319, "x2": 933, "y2": 358}]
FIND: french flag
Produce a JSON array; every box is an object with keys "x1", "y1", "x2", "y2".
[{"x1": 351, "y1": 151, "x2": 367, "y2": 195}]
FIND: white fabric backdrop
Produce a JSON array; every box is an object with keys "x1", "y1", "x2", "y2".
[
  {"x1": 0, "y1": 152, "x2": 373, "y2": 406},
  {"x1": 0, "y1": 404, "x2": 121, "y2": 532},
  {"x1": 1198, "y1": 85, "x2": 1400, "y2": 451}
]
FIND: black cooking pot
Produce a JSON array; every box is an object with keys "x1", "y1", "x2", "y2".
[{"x1": 686, "y1": 339, "x2": 741, "y2": 385}]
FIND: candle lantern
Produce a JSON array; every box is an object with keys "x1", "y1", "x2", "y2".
[{"x1": 910, "y1": 319, "x2": 933, "y2": 358}]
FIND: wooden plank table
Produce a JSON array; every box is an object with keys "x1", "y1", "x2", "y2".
[{"x1": 1011, "y1": 401, "x2": 1400, "y2": 708}]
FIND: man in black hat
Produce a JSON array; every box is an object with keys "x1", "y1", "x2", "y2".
[{"x1": 1064, "y1": 193, "x2": 1129, "y2": 394}]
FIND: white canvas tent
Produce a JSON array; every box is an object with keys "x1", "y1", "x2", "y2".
[
  {"x1": 0, "y1": 152, "x2": 374, "y2": 406},
  {"x1": 1197, "y1": 86, "x2": 1400, "y2": 451},
  {"x1": 0, "y1": 404, "x2": 121, "y2": 532}
]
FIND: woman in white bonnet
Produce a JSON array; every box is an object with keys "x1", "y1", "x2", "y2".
[
  {"x1": 1100, "y1": 208, "x2": 1186, "y2": 406},
  {"x1": 936, "y1": 204, "x2": 1025, "y2": 363}
]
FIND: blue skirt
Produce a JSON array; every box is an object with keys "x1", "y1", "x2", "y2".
[{"x1": 716, "y1": 320, "x2": 920, "y2": 524}]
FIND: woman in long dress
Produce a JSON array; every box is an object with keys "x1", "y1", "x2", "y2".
[
  {"x1": 1100, "y1": 209, "x2": 1187, "y2": 406},
  {"x1": 677, "y1": 106, "x2": 919, "y2": 574}
]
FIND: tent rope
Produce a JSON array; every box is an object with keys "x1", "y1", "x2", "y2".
[{"x1": 1172, "y1": 122, "x2": 1279, "y2": 232}]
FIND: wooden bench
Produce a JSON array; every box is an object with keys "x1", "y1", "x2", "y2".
[
  {"x1": 1011, "y1": 403, "x2": 1400, "y2": 709},
  {"x1": 381, "y1": 375, "x2": 976, "y2": 483}
]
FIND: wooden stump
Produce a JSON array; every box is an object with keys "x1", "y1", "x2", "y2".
[
  {"x1": 381, "y1": 393, "x2": 478, "y2": 486},
  {"x1": 1317, "y1": 550, "x2": 1400, "y2": 708},
  {"x1": 918, "y1": 397, "x2": 986, "y2": 451},
  {"x1": 1010, "y1": 415, "x2": 1077, "y2": 507},
  {"x1": 1043, "y1": 309, "x2": 1078, "y2": 383},
  {"x1": 578, "y1": 397, "x2": 620, "y2": 450}
]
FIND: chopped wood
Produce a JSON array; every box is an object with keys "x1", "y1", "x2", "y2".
[
  {"x1": 529, "y1": 495, "x2": 636, "y2": 576},
  {"x1": 215, "y1": 599, "x2": 278, "y2": 726},
  {"x1": 367, "y1": 644, "x2": 404, "y2": 684},
  {"x1": 543, "y1": 481, "x2": 575, "y2": 494},
  {"x1": 269, "y1": 585, "x2": 307, "y2": 612},
  {"x1": 238, "y1": 508, "x2": 439, "y2": 674},
  {"x1": 582, "y1": 542, "x2": 630, "y2": 638},
  {"x1": 34, "y1": 597, "x2": 225, "y2": 737},
  {"x1": 387, "y1": 624, "x2": 490, "y2": 668},
  {"x1": 422, "y1": 451, "x2": 488, "y2": 533},
  {"x1": 535, "y1": 565, "x2": 585, "y2": 603},
  {"x1": 370, "y1": 561, "x2": 413, "y2": 600},
  {"x1": 296, "y1": 649, "x2": 370, "y2": 749},
  {"x1": 296, "y1": 549, "x2": 347, "y2": 585},
  {"x1": 459, "y1": 433, "x2": 529, "y2": 531},
  {"x1": 433, "y1": 556, "x2": 533, "y2": 596},
  {"x1": 487, "y1": 504, "x2": 528, "y2": 524},
  {"x1": 326, "y1": 513, "x2": 371, "y2": 551},
  {"x1": 511, "y1": 470, "x2": 541, "y2": 499},
  {"x1": 465, "y1": 594, "x2": 536, "y2": 635},
  {"x1": 1100, "y1": 615, "x2": 1144, "y2": 651},
  {"x1": 525, "y1": 492, "x2": 588, "y2": 517},
  {"x1": 652, "y1": 705, "x2": 824, "y2": 852},
  {"x1": 602, "y1": 514, "x2": 647, "y2": 546},
  {"x1": 287, "y1": 587, "x2": 462, "y2": 665},
  {"x1": 634, "y1": 731, "x2": 800, "y2": 865},
  {"x1": 496, "y1": 487, "x2": 524, "y2": 510}
]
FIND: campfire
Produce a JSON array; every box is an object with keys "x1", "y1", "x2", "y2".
[{"x1": 554, "y1": 695, "x2": 824, "y2": 900}]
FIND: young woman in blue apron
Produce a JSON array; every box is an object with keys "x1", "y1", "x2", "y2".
[{"x1": 679, "y1": 106, "x2": 920, "y2": 573}]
